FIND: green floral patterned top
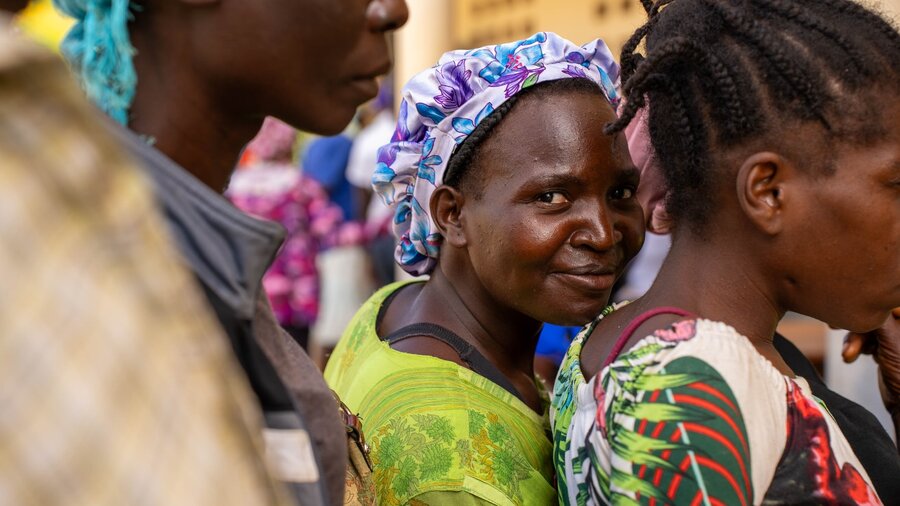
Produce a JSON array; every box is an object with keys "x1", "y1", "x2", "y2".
[
  {"x1": 325, "y1": 281, "x2": 556, "y2": 505},
  {"x1": 550, "y1": 307, "x2": 881, "y2": 505}
]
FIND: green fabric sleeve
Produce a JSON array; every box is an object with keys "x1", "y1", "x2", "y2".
[{"x1": 606, "y1": 356, "x2": 754, "y2": 505}]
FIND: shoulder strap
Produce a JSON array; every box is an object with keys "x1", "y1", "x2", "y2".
[
  {"x1": 383, "y1": 323, "x2": 525, "y2": 403},
  {"x1": 374, "y1": 283, "x2": 409, "y2": 333},
  {"x1": 602, "y1": 306, "x2": 694, "y2": 370}
]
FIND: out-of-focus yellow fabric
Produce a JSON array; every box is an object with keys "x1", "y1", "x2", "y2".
[
  {"x1": 16, "y1": 0, "x2": 72, "y2": 51},
  {"x1": 0, "y1": 21, "x2": 292, "y2": 505}
]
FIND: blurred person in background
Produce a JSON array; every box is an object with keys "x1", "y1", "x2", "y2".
[
  {"x1": 304, "y1": 134, "x2": 358, "y2": 227},
  {"x1": 533, "y1": 324, "x2": 581, "y2": 385},
  {"x1": 53, "y1": 0, "x2": 408, "y2": 504},
  {"x1": 228, "y1": 117, "x2": 348, "y2": 351},
  {"x1": 346, "y1": 79, "x2": 399, "y2": 286},
  {"x1": 0, "y1": 11, "x2": 287, "y2": 504},
  {"x1": 302, "y1": 135, "x2": 375, "y2": 368}
]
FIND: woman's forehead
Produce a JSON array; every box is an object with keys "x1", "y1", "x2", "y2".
[
  {"x1": 482, "y1": 92, "x2": 616, "y2": 158},
  {"x1": 475, "y1": 93, "x2": 630, "y2": 184}
]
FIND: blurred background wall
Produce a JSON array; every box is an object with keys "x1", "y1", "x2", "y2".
[{"x1": 395, "y1": 0, "x2": 900, "y2": 95}]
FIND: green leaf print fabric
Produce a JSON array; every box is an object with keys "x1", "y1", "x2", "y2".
[
  {"x1": 550, "y1": 312, "x2": 882, "y2": 506},
  {"x1": 325, "y1": 282, "x2": 556, "y2": 505}
]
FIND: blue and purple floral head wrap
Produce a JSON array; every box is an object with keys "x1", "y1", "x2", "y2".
[{"x1": 374, "y1": 32, "x2": 621, "y2": 276}]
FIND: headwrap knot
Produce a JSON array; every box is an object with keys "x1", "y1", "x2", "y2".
[{"x1": 54, "y1": 0, "x2": 137, "y2": 125}]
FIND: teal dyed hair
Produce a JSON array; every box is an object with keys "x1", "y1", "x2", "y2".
[{"x1": 54, "y1": 0, "x2": 137, "y2": 125}]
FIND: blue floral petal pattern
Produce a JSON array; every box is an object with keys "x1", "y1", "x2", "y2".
[
  {"x1": 416, "y1": 137, "x2": 442, "y2": 185},
  {"x1": 416, "y1": 103, "x2": 447, "y2": 125},
  {"x1": 452, "y1": 118, "x2": 475, "y2": 136}
]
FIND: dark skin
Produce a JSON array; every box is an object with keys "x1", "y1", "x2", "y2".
[
  {"x1": 581, "y1": 104, "x2": 900, "y2": 395},
  {"x1": 379, "y1": 91, "x2": 644, "y2": 413},
  {"x1": 0, "y1": 0, "x2": 27, "y2": 12},
  {"x1": 126, "y1": 0, "x2": 408, "y2": 192},
  {"x1": 844, "y1": 308, "x2": 900, "y2": 446},
  {"x1": 119, "y1": 3, "x2": 407, "y2": 502}
]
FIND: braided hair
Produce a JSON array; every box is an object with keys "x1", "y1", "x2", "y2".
[
  {"x1": 444, "y1": 77, "x2": 608, "y2": 197},
  {"x1": 607, "y1": 0, "x2": 900, "y2": 232}
]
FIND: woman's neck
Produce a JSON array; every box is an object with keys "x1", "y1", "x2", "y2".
[
  {"x1": 127, "y1": 24, "x2": 261, "y2": 193},
  {"x1": 422, "y1": 266, "x2": 542, "y2": 376},
  {"x1": 640, "y1": 231, "x2": 785, "y2": 347}
]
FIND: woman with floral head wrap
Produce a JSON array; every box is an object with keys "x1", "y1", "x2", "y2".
[
  {"x1": 53, "y1": 0, "x2": 408, "y2": 504},
  {"x1": 324, "y1": 32, "x2": 645, "y2": 505}
]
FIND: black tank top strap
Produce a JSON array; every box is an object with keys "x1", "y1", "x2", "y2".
[
  {"x1": 382, "y1": 322, "x2": 525, "y2": 403},
  {"x1": 375, "y1": 285, "x2": 406, "y2": 332}
]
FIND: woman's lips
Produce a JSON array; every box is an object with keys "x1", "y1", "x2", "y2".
[
  {"x1": 552, "y1": 267, "x2": 617, "y2": 292},
  {"x1": 348, "y1": 77, "x2": 379, "y2": 101},
  {"x1": 562, "y1": 265, "x2": 617, "y2": 276},
  {"x1": 348, "y1": 61, "x2": 392, "y2": 102}
]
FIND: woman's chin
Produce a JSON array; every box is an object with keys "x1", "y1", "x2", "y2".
[{"x1": 535, "y1": 302, "x2": 610, "y2": 328}]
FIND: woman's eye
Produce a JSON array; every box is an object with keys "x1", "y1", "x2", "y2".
[
  {"x1": 537, "y1": 192, "x2": 568, "y2": 204},
  {"x1": 611, "y1": 187, "x2": 635, "y2": 200}
]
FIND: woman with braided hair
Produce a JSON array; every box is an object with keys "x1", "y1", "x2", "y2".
[
  {"x1": 551, "y1": 0, "x2": 900, "y2": 504},
  {"x1": 325, "y1": 33, "x2": 644, "y2": 504}
]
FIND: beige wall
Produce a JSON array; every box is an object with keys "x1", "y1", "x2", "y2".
[
  {"x1": 451, "y1": 0, "x2": 646, "y2": 56},
  {"x1": 881, "y1": 0, "x2": 900, "y2": 19},
  {"x1": 394, "y1": 0, "x2": 453, "y2": 102},
  {"x1": 395, "y1": 0, "x2": 646, "y2": 99},
  {"x1": 395, "y1": 0, "x2": 900, "y2": 99}
]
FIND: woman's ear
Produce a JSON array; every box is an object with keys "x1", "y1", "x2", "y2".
[
  {"x1": 736, "y1": 152, "x2": 793, "y2": 235},
  {"x1": 430, "y1": 186, "x2": 467, "y2": 248}
]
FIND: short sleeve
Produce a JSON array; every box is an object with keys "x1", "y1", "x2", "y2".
[{"x1": 597, "y1": 320, "x2": 787, "y2": 505}]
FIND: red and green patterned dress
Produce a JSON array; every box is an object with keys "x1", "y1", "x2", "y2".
[{"x1": 550, "y1": 307, "x2": 882, "y2": 505}]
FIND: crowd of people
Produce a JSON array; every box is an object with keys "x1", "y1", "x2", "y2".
[{"x1": 1, "y1": 0, "x2": 899, "y2": 505}]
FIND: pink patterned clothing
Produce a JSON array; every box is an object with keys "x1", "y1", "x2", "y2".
[{"x1": 228, "y1": 164, "x2": 361, "y2": 328}]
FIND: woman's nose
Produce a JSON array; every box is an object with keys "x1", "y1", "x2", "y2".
[
  {"x1": 570, "y1": 208, "x2": 621, "y2": 251},
  {"x1": 367, "y1": 0, "x2": 410, "y2": 32}
]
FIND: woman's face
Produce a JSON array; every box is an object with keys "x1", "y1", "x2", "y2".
[
  {"x1": 196, "y1": 0, "x2": 408, "y2": 135},
  {"x1": 783, "y1": 103, "x2": 900, "y2": 332},
  {"x1": 459, "y1": 91, "x2": 645, "y2": 326}
]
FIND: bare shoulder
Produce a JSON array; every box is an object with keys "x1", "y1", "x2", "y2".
[{"x1": 581, "y1": 308, "x2": 687, "y2": 378}]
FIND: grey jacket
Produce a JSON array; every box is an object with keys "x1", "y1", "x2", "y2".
[{"x1": 109, "y1": 123, "x2": 347, "y2": 506}]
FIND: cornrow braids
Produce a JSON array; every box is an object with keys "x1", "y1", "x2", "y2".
[
  {"x1": 619, "y1": 0, "x2": 676, "y2": 77},
  {"x1": 750, "y1": 0, "x2": 874, "y2": 81},
  {"x1": 444, "y1": 78, "x2": 606, "y2": 197},
  {"x1": 609, "y1": 0, "x2": 900, "y2": 232},
  {"x1": 818, "y1": 0, "x2": 900, "y2": 52}
]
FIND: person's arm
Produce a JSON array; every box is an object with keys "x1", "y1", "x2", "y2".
[{"x1": 843, "y1": 308, "x2": 900, "y2": 449}]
